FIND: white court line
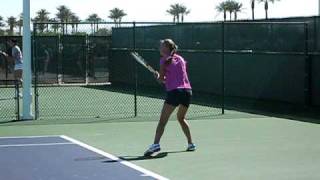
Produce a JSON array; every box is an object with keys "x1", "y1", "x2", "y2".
[
  {"x1": 0, "y1": 135, "x2": 61, "y2": 139},
  {"x1": 60, "y1": 135, "x2": 169, "y2": 180},
  {"x1": 0, "y1": 142, "x2": 74, "y2": 148}
]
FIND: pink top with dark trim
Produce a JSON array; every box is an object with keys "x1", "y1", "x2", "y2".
[{"x1": 160, "y1": 54, "x2": 192, "y2": 91}]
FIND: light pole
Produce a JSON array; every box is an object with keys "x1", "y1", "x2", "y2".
[{"x1": 22, "y1": 0, "x2": 33, "y2": 120}]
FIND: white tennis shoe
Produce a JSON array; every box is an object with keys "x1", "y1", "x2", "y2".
[
  {"x1": 187, "y1": 143, "x2": 196, "y2": 151},
  {"x1": 144, "y1": 144, "x2": 161, "y2": 156}
]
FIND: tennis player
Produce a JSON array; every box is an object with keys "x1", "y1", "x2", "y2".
[
  {"x1": 42, "y1": 45, "x2": 51, "y2": 75},
  {"x1": 0, "y1": 39, "x2": 23, "y2": 82},
  {"x1": 144, "y1": 39, "x2": 196, "y2": 156}
]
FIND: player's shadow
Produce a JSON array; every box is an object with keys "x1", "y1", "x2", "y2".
[
  {"x1": 103, "y1": 150, "x2": 187, "y2": 163},
  {"x1": 0, "y1": 120, "x2": 18, "y2": 124}
]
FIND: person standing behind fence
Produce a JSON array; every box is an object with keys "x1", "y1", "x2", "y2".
[
  {"x1": 42, "y1": 45, "x2": 51, "y2": 75},
  {"x1": 0, "y1": 39, "x2": 23, "y2": 82}
]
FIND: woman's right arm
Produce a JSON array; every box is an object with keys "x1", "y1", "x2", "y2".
[{"x1": 155, "y1": 63, "x2": 166, "y2": 84}]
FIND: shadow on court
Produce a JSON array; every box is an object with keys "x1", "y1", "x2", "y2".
[
  {"x1": 102, "y1": 150, "x2": 188, "y2": 163},
  {"x1": 0, "y1": 120, "x2": 19, "y2": 124}
]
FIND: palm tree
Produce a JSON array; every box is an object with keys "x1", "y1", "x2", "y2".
[
  {"x1": 70, "y1": 14, "x2": 80, "y2": 33},
  {"x1": 216, "y1": 2, "x2": 228, "y2": 21},
  {"x1": 167, "y1": 4, "x2": 181, "y2": 23},
  {"x1": 0, "y1": 16, "x2": 5, "y2": 35},
  {"x1": 108, "y1": 8, "x2": 127, "y2": 27},
  {"x1": 17, "y1": 14, "x2": 23, "y2": 35},
  {"x1": 56, "y1": 5, "x2": 73, "y2": 33},
  {"x1": 50, "y1": 18, "x2": 60, "y2": 33},
  {"x1": 0, "y1": 16, "x2": 4, "y2": 26},
  {"x1": 258, "y1": 0, "x2": 280, "y2": 19},
  {"x1": 217, "y1": 0, "x2": 242, "y2": 21},
  {"x1": 166, "y1": 9, "x2": 177, "y2": 23},
  {"x1": 86, "y1": 14, "x2": 102, "y2": 34},
  {"x1": 225, "y1": 0, "x2": 235, "y2": 21},
  {"x1": 7, "y1": 16, "x2": 17, "y2": 35},
  {"x1": 251, "y1": 0, "x2": 256, "y2": 20},
  {"x1": 33, "y1": 9, "x2": 50, "y2": 33},
  {"x1": 179, "y1": 5, "x2": 190, "y2": 22},
  {"x1": 233, "y1": 2, "x2": 243, "y2": 20},
  {"x1": 0, "y1": 16, "x2": 5, "y2": 29}
]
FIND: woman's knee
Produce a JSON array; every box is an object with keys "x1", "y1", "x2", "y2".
[{"x1": 177, "y1": 113, "x2": 185, "y2": 122}]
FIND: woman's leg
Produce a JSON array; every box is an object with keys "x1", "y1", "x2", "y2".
[
  {"x1": 153, "y1": 103, "x2": 176, "y2": 144},
  {"x1": 177, "y1": 105, "x2": 193, "y2": 144}
]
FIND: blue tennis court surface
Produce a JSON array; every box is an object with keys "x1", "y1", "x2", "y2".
[{"x1": 0, "y1": 136, "x2": 168, "y2": 180}]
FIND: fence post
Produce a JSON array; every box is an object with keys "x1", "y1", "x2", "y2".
[
  {"x1": 33, "y1": 23, "x2": 39, "y2": 120},
  {"x1": 133, "y1": 21, "x2": 137, "y2": 117},
  {"x1": 221, "y1": 22, "x2": 225, "y2": 114},
  {"x1": 85, "y1": 34, "x2": 89, "y2": 84},
  {"x1": 15, "y1": 80, "x2": 20, "y2": 121},
  {"x1": 304, "y1": 23, "x2": 312, "y2": 106},
  {"x1": 58, "y1": 34, "x2": 63, "y2": 84},
  {"x1": 5, "y1": 36, "x2": 8, "y2": 82}
]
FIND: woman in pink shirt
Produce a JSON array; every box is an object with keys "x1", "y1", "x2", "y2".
[{"x1": 144, "y1": 39, "x2": 196, "y2": 156}]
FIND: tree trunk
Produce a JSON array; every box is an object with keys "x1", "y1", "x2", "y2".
[
  {"x1": 114, "y1": 20, "x2": 117, "y2": 28},
  {"x1": 229, "y1": 12, "x2": 232, "y2": 21},
  {"x1": 234, "y1": 12, "x2": 237, "y2": 21},
  {"x1": 182, "y1": 14, "x2": 184, "y2": 23},
  {"x1": 223, "y1": 11, "x2": 226, "y2": 21},
  {"x1": 10, "y1": 26, "x2": 14, "y2": 35},
  {"x1": 251, "y1": 1, "x2": 255, "y2": 20},
  {"x1": 265, "y1": 1, "x2": 269, "y2": 19}
]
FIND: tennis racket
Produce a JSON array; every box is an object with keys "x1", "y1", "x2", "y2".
[
  {"x1": 0, "y1": 51, "x2": 7, "y2": 56},
  {"x1": 130, "y1": 52, "x2": 157, "y2": 74}
]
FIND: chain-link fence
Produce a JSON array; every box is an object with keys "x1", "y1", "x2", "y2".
[
  {"x1": 0, "y1": 18, "x2": 312, "y2": 122},
  {"x1": 0, "y1": 37, "x2": 22, "y2": 122},
  {"x1": 33, "y1": 23, "x2": 134, "y2": 121},
  {"x1": 0, "y1": 80, "x2": 20, "y2": 122},
  {"x1": 33, "y1": 22, "x2": 225, "y2": 121}
]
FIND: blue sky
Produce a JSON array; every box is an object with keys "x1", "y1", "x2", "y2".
[{"x1": 0, "y1": 0, "x2": 318, "y2": 22}]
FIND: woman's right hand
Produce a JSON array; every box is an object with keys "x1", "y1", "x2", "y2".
[{"x1": 154, "y1": 71, "x2": 160, "y2": 79}]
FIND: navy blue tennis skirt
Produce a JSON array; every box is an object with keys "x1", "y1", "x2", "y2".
[{"x1": 165, "y1": 88, "x2": 192, "y2": 107}]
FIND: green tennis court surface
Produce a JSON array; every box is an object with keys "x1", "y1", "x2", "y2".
[{"x1": 0, "y1": 107, "x2": 319, "y2": 180}]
